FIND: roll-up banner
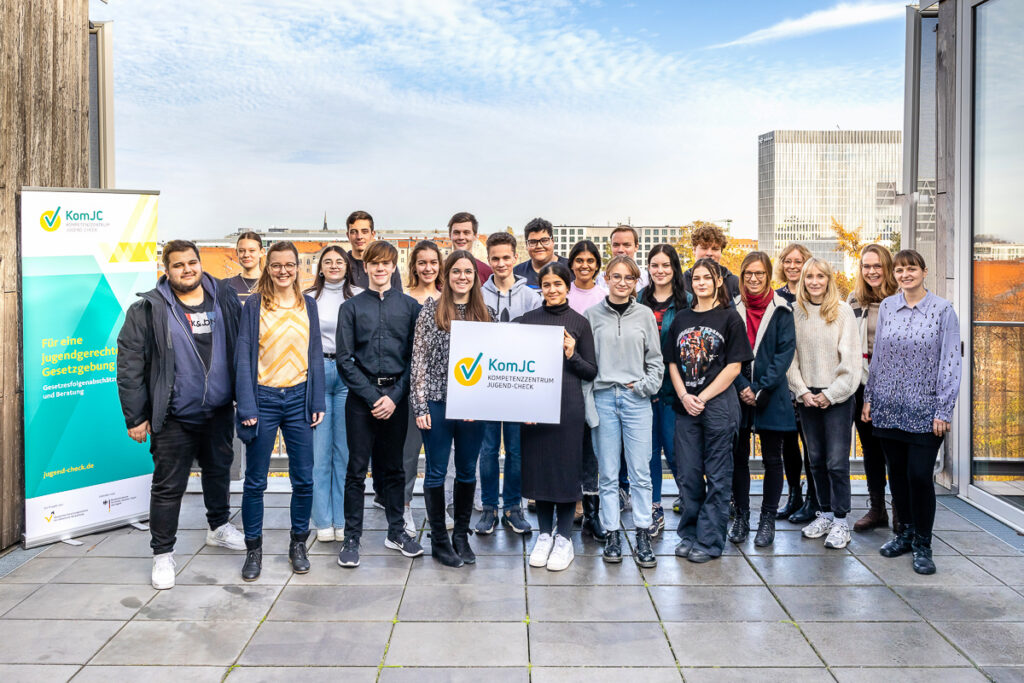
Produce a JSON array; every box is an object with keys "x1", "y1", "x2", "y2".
[{"x1": 20, "y1": 188, "x2": 159, "y2": 548}]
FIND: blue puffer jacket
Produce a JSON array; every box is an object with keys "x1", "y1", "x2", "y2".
[
  {"x1": 235, "y1": 293, "x2": 326, "y2": 443},
  {"x1": 732, "y1": 292, "x2": 797, "y2": 432}
]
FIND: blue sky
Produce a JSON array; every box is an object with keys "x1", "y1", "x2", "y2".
[{"x1": 88, "y1": 0, "x2": 907, "y2": 240}]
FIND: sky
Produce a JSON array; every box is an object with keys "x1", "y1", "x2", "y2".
[{"x1": 88, "y1": 0, "x2": 908, "y2": 240}]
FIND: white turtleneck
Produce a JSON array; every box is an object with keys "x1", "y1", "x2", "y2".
[{"x1": 316, "y1": 279, "x2": 362, "y2": 353}]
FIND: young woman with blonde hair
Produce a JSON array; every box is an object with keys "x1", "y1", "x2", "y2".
[
  {"x1": 786, "y1": 258, "x2": 861, "y2": 549},
  {"x1": 848, "y1": 244, "x2": 898, "y2": 533}
]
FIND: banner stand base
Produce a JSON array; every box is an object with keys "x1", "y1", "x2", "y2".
[{"x1": 23, "y1": 512, "x2": 150, "y2": 550}]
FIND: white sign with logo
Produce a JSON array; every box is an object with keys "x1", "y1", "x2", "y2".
[{"x1": 445, "y1": 320, "x2": 564, "y2": 423}]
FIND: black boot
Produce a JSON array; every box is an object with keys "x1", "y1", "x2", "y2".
[
  {"x1": 241, "y1": 536, "x2": 262, "y2": 582},
  {"x1": 424, "y1": 485, "x2": 463, "y2": 568},
  {"x1": 602, "y1": 529, "x2": 622, "y2": 564},
  {"x1": 880, "y1": 523, "x2": 915, "y2": 558},
  {"x1": 912, "y1": 533, "x2": 936, "y2": 575},
  {"x1": 728, "y1": 509, "x2": 750, "y2": 544},
  {"x1": 634, "y1": 528, "x2": 657, "y2": 568},
  {"x1": 777, "y1": 485, "x2": 803, "y2": 519},
  {"x1": 754, "y1": 510, "x2": 776, "y2": 547},
  {"x1": 581, "y1": 494, "x2": 608, "y2": 542},
  {"x1": 452, "y1": 480, "x2": 476, "y2": 565},
  {"x1": 788, "y1": 486, "x2": 820, "y2": 524},
  {"x1": 289, "y1": 531, "x2": 310, "y2": 573}
]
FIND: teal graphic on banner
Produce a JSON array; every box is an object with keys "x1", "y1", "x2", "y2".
[{"x1": 20, "y1": 189, "x2": 159, "y2": 547}]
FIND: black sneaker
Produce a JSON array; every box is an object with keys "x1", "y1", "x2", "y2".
[
  {"x1": 337, "y1": 537, "x2": 360, "y2": 568},
  {"x1": 475, "y1": 507, "x2": 498, "y2": 535},
  {"x1": 372, "y1": 496, "x2": 385, "y2": 510},
  {"x1": 385, "y1": 530, "x2": 424, "y2": 558},
  {"x1": 602, "y1": 530, "x2": 623, "y2": 564},
  {"x1": 648, "y1": 505, "x2": 665, "y2": 537},
  {"x1": 502, "y1": 507, "x2": 531, "y2": 534}
]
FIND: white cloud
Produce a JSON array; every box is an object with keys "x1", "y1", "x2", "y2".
[
  {"x1": 710, "y1": 2, "x2": 906, "y2": 49},
  {"x1": 89, "y1": 0, "x2": 902, "y2": 240}
]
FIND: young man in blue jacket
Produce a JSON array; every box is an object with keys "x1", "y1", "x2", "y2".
[{"x1": 117, "y1": 240, "x2": 245, "y2": 591}]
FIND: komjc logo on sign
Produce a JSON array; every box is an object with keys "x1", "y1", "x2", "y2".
[
  {"x1": 40, "y1": 206, "x2": 61, "y2": 232},
  {"x1": 454, "y1": 353, "x2": 484, "y2": 386}
]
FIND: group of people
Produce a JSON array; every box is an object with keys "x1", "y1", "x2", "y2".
[{"x1": 117, "y1": 212, "x2": 962, "y2": 590}]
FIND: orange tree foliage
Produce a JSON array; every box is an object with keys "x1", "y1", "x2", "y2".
[{"x1": 828, "y1": 216, "x2": 892, "y2": 299}]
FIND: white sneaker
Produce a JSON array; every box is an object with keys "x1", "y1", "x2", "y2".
[
  {"x1": 445, "y1": 510, "x2": 455, "y2": 531},
  {"x1": 152, "y1": 552, "x2": 176, "y2": 590},
  {"x1": 316, "y1": 527, "x2": 335, "y2": 543},
  {"x1": 334, "y1": 527, "x2": 345, "y2": 542},
  {"x1": 545, "y1": 534, "x2": 575, "y2": 572},
  {"x1": 802, "y1": 512, "x2": 834, "y2": 539},
  {"x1": 403, "y1": 506, "x2": 416, "y2": 534},
  {"x1": 824, "y1": 518, "x2": 851, "y2": 549},
  {"x1": 529, "y1": 533, "x2": 555, "y2": 568},
  {"x1": 206, "y1": 522, "x2": 246, "y2": 550}
]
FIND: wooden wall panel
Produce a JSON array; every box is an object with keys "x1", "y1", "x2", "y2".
[{"x1": 0, "y1": 0, "x2": 90, "y2": 549}]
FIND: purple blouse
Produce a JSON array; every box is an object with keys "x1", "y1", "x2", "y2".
[{"x1": 863, "y1": 291, "x2": 962, "y2": 432}]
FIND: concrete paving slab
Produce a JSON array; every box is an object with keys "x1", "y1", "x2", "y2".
[
  {"x1": 747, "y1": 555, "x2": 881, "y2": 585},
  {"x1": 386, "y1": 622, "x2": 528, "y2": 667},
  {"x1": 410, "y1": 553, "x2": 524, "y2": 585},
  {"x1": 288, "y1": 554, "x2": 412, "y2": 585},
  {"x1": 0, "y1": 557, "x2": 79, "y2": 584},
  {"x1": 640, "y1": 555, "x2": 764, "y2": 585},
  {"x1": 857, "y1": 554, "x2": 1003, "y2": 586},
  {"x1": 50, "y1": 557, "x2": 158, "y2": 585},
  {"x1": 894, "y1": 585, "x2": 1024, "y2": 621},
  {"x1": 529, "y1": 621, "x2": 675, "y2": 667},
  {"x1": 831, "y1": 669, "x2": 989, "y2": 683},
  {"x1": 72, "y1": 665, "x2": 226, "y2": 682},
  {"x1": 0, "y1": 664, "x2": 80, "y2": 682},
  {"x1": 801, "y1": 621, "x2": 970, "y2": 667},
  {"x1": 527, "y1": 585, "x2": 657, "y2": 621},
  {"x1": 399, "y1": 583, "x2": 525, "y2": 621},
  {"x1": 681, "y1": 669, "x2": 833, "y2": 683},
  {"x1": 0, "y1": 584, "x2": 40, "y2": 616},
  {"x1": 137, "y1": 584, "x2": 281, "y2": 621},
  {"x1": 0, "y1": 619, "x2": 123, "y2": 664},
  {"x1": 967, "y1": 555, "x2": 1024, "y2": 584},
  {"x1": 268, "y1": 585, "x2": 404, "y2": 621},
  {"x1": 227, "y1": 667, "x2": 379, "y2": 682},
  {"x1": 650, "y1": 585, "x2": 788, "y2": 621},
  {"x1": 773, "y1": 585, "x2": 921, "y2": 621},
  {"x1": 239, "y1": 621, "x2": 392, "y2": 666},
  {"x1": 379, "y1": 667, "x2": 529, "y2": 682},
  {"x1": 92, "y1": 620, "x2": 258, "y2": 665},
  {"x1": 2, "y1": 583, "x2": 154, "y2": 620},
  {"x1": 665, "y1": 621, "x2": 820, "y2": 667},
  {"x1": 524, "y1": 554, "x2": 644, "y2": 585},
  {"x1": 933, "y1": 621, "x2": 1024, "y2": 666},
  {"x1": 175, "y1": 553, "x2": 295, "y2": 585},
  {"x1": 936, "y1": 530, "x2": 1021, "y2": 556},
  {"x1": 533, "y1": 668, "x2": 681, "y2": 682}
]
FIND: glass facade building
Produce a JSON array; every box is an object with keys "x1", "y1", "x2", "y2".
[
  {"x1": 758, "y1": 130, "x2": 903, "y2": 274},
  {"x1": 906, "y1": 0, "x2": 1024, "y2": 530}
]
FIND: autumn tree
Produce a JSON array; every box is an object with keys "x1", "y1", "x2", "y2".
[
  {"x1": 673, "y1": 220, "x2": 748, "y2": 275},
  {"x1": 828, "y1": 216, "x2": 894, "y2": 298}
]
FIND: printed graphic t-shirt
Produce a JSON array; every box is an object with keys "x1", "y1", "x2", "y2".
[
  {"x1": 178, "y1": 290, "x2": 216, "y2": 369},
  {"x1": 663, "y1": 305, "x2": 752, "y2": 413}
]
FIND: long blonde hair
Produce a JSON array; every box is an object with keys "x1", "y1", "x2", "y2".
[
  {"x1": 257, "y1": 241, "x2": 305, "y2": 311},
  {"x1": 852, "y1": 244, "x2": 897, "y2": 305},
  {"x1": 796, "y1": 257, "x2": 840, "y2": 323}
]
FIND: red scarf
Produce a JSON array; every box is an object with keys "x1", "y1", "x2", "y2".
[{"x1": 744, "y1": 289, "x2": 773, "y2": 350}]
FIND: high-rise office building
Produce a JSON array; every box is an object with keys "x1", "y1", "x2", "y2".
[
  {"x1": 551, "y1": 225, "x2": 685, "y2": 267},
  {"x1": 758, "y1": 130, "x2": 902, "y2": 274}
]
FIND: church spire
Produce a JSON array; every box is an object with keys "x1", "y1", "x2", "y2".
[{"x1": 323, "y1": 211, "x2": 328, "y2": 231}]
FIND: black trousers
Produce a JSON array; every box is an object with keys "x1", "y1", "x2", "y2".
[
  {"x1": 879, "y1": 434, "x2": 940, "y2": 537},
  {"x1": 854, "y1": 386, "x2": 888, "y2": 502},
  {"x1": 344, "y1": 395, "x2": 409, "y2": 540},
  {"x1": 781, "y1": 415, "x2": 816, "y2": 502},
  {"x1": 732, "y1": 428, "x2": 787, "y2": 514},
  {"x1": 149, "y1": 405, "x2": 234, "y2": 555}
]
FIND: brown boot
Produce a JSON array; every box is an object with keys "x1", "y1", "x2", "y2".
[{"x1": 854, "y1": 494, "x2": 890, "y2": 532}]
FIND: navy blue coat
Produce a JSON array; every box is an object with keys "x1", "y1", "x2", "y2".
[
  {"x1": 732, "y1": 293, "x2": 797, "y2": 433},
  {"x1": 235, "y1": 293, "x2": 326, "y2": 443}
]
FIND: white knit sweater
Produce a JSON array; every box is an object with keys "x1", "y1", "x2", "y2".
[{"x1": 787, "y1": 300, "x2": 861, "y2": 405}]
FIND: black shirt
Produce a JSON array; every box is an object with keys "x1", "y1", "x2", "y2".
[
  {"x1": 225, "y1": 274, "x2": 259, "y2": 304},
  {"x1": 178, "y1": 289, "x2": 216, "y2": 369},
  {"x1": 348, "y1": 257, "x2": 404, "y2": 293},
  {"x1": 663, "y1": 304, "x2": 752, "y2": 412},
  {"x1": 336, "y1": 286, "x2": 421, "y2": 406},
  {"x1": 607, "y1": 297, "x2": 631, "y2": 315},
  {"x1": 513, "y1": 255, "x2": 571, "y2": 289}
]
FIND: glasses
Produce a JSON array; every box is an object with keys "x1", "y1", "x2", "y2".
[
  {"x1": 607, "y1": 274, "x2": 638, "y2": 284},
  {"x1": 526, "y1": 238, "x2": 552, "y2": 248},
  {"x1": 743, "y1": 271, "x2": 767, "y2": 280},
  {"x1": 861, "y1": 264, "x2": 884, "y2": 271},
  {"x1": 269, "y1": 263, "x2": 297, "y2": 273}
]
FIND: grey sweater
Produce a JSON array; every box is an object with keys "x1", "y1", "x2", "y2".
[{"x1": 584, "y1": 298, "x2": 664, "y2": 397}]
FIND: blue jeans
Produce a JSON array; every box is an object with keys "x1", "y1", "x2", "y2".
[
  {"x1": 650, "y1": 396, "x2": 678, "y2": 504},
  {"x1": 242, "y1": 383, "x2": 314, "y2": 539},
  {"x1": 593, "y1": 386, "x2": 653, "y2": 530},
  {"x1": 479, "y1": 421, "x2": 522, "y2": 510},
  {"x1": 420, "y1": 401, "x2": 485, "y2": 488},
  {"x1": 311, "y1": 359, "x2": 349, "y2": 529}
]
